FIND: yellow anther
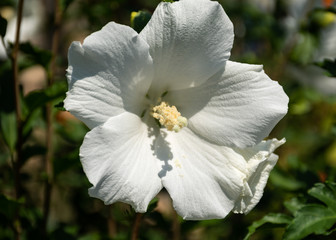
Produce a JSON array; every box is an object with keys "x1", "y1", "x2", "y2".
[{"x1": 152, "y1": 102, "x2": 188, "y2": 132}]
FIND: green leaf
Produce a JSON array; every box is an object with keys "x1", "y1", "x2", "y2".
[
  {"x1": 283, "y1": 182, "x2": 336, "y2": 240},
  {"x1": 147, "y1": 198, "x2": 159, "y2": 213},
  {"x1": 54, "y1": 101, "x2": 66, "y2": 111},
  {"x1": 0, "y1": 111, "x2": 17, "y2": 152},
  {"x1": 284, "y1": 197, "x2": 306, "y2": 215},
  {"x1": 290, "y1": 32, "x2": 317, "y2": 65},
  {"x1": 315, "y1": 58, "x2": 336, "y2": 77},
  {"x1": 269, "y1": 168, "x2": 306, "y2": 191},
  {"x1": 0, "y1": 14, "x2": 8, "y2": 37},
  {"x1": 19, "y1": 42, "x2": 52, "y2": 68},
  {"x1": 60, "y1": 0, "x2": 74, "y2": 11},
  {"x1": 0, "y1": 194, "x2": 21, "y2": 220},
  {"x1": 130, "y1": 11, "x2": 151, "y2": 33},
  {"x1": 24, "y1": 81, "x2": 67, "y2": 113},
  {"x1": 0, "y1": 0, "x2": 15, "y2": 7},
  {"x1": 0, "y1": 60, "x2": 15, "y2": 112},
  {"x1": 22, "y1": 145, "x2": 46, "y2": 163},
  {"x1": 244, "y1": 213, "x2": 292, "y2": 240},
  {"x1": 283, "y1": 204, "x2": 336, "y2": 240},
  {"x1": 78, "y1": 232, "x2": 101, "y2": 240},
  {"x1": 308, "y1": 182, "x2": 336, "y2": 212},
  {"x1": 53, "y1": 149, "x2": 79, "y2": 177}
]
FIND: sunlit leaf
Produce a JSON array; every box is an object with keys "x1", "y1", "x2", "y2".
[
  {"x1": 283, "y1": 182, "x2": 336, "y2": 240},
  {"x1": 283, "y1": 204, "x2": 336, "y2": 240},
  {"x1": 308, "y1": 182, "x2": 336, "y2": 212}
]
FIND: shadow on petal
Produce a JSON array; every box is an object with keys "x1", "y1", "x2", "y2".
[{"x1": 148, "y1": 126, "x2": 173, "y2": 178}]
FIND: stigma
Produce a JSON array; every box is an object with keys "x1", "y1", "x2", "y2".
[{"x1": 152, "y1": 102, "x2": 188, "y2": 132}]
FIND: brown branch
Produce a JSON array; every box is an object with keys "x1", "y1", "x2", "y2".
[
  {"x1": 131, "y1": 213, "x2": 143, "y2": 240},
  {"x1": 11, "y1": 0, "x2": 25, "y2": 239},
  {"x1": 172, "y1": 210, "x2": 180, "y2": 240},
  {"x1": 107, "y1": 206, "x2": 117, "y2": 238},
  {"x1": 42, "y1": 0, "x2": 63, "y2": 237}
]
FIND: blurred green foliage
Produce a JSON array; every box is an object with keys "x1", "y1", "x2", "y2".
[{"x1": 0, "y1": 0, "x2": 336, "y2": 239}]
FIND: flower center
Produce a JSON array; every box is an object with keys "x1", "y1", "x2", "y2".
[{"x1": 152, "y1": 102, "x2": 188, "y2": 132}]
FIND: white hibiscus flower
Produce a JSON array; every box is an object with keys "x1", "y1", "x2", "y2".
[{"x1": 64, "y1": 0, "x2": 288, "y2": 220}]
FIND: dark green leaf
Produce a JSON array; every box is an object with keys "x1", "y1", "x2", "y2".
[
  {"x1": 19, "y1": 42, "x2": 52, "y2": 68},
  {"x1": 0, "y1": 111, "x2": 17, "y2": 152},
  {"x1": 130, "y1": 11, "x2": 151, "y2": 33},
  {"x1": 0, "y1": 60, "x2": 15, "y2": 112},
  {"x1": 54, "y1": 101, "x2": 65, "y2": 111},
  {"x1": 0, "y1": 14, "x2": 7, "y2": 37},
  {"x1": 244, "y1": 213, "x2": 292, "y2": 240},
  {"x1": 0, "y1": 0, "x2": 15, "y2": 7},
  {"x1": 315, "y1": 58, "x2": 336, "y2": 77},
  {"x1": 0, "y1": 194, "x2": 21, "y2": 220},
  {"x1": 78, "y1": 232, "x2": 101, "y2": 240},
  {"x1": 22, "y1": 145, "x2": 46, "y2": 163},
  {"x1": 53, "y1": 149, "x2": 79, "y2": 177},
  {"x1": 24, "y1": 81, "x2": 67, "y2": 113},
  {"x1": 60, "y1": 0, "x2": 74, "y2": 11},
  {"x1": 147, "y1": 198, "x2": 159, "y2": 213}
]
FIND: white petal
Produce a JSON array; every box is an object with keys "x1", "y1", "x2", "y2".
[
  {"x1": 159, "y1": 128, "x2": 247, "y2": 220},
  {"x1": 64, "y1": 22, "x2": 153, "y2": 129},
  {"x1": 80, "y1": 112, "x2": 162, "y2": 212},
  {"x1": 140, "y1": 0, "x2": 233, "y2": 93},
  {"x1": 232, "y1": 138, "x2": 285, "y2": 214},
  {"x1": 166, "y1": 61, "x2": 289, "y2": 148}
]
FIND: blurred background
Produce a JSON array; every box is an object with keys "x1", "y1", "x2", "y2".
[{"x1": 0, "y1": 0, "x2": 335, "y2": 239}]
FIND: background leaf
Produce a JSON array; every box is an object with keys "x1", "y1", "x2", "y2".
[
  {"x1": 0, "y1": 111, "x2": 17, "y2": 152},
  {"x1": 0, "y1": 14, "x2": 7, "y2": 37},
  {"x1": 244, "y1": 213, "x2": 292, "y2": 240},
  {"x1": 130, "y1": 11, "x2": 152, "y2": 33}
]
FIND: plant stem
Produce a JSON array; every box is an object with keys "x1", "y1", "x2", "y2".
[
  {"x1": 131, "y1": 213, "x2": 143, "y2": 240},
  {"x1": 11, "y1": 0, "x2": 25, "y2": 239},
  {"x1": 42, "y1": 0, "x2": 63, "y2": 237},
  {"x1": 107, "y1": 206, "x2": 117, "y2": 238},
  {"x1": 172, "y1": 210, "x2": 180, "y2": 240}
]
